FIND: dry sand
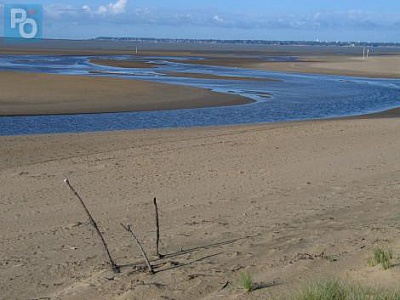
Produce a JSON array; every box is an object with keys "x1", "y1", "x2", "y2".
[
  {"x1": 1, "y1": 118, "x2": 400, "y2": 299},
  {"x1": 0, "y1": 72, "x2": 251, "y2": 116}
]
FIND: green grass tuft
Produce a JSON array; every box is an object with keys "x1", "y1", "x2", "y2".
[
  {"x1": 240, "y1": 272, "x2": 254, "y2": 292},
  {"x1": 369, "y1": 247, "x2": 393, "y2": 270},
  {"x1": 291, "y1": 280, "x2": 400, "y2": 300}
]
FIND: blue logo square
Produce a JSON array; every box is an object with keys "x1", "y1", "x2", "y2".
[{"x1": 4, "y1": 4, "x2": 43, "y2": 42}]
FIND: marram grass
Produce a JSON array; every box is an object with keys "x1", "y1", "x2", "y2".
[
  {"x1": 291, "y1": 280, "x2": 400, "y2": 300},
  {"x1": 240, "y1": 272, "x2": 254, "y2": 292},
  {"x1": 368, "y1": 248, "x2": 393, "y2": 270}
]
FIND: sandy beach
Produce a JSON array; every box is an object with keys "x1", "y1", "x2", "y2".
[
  {"x1": 1, "y1": 117, "x2": 400, "y2": 299},
  {"x1": 0, "y1": 72, "x2": 251, "y2": 116},
  {"x1": 245, "y1": 55, "x2": 400, "y2": 78},
  {"x1": 1, "y1": 42, "x2": 400, "y2": 299}
]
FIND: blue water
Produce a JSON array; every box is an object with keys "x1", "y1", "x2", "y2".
[{"x1": 0, "y1": 55, "x2": 399, "y2": 136}]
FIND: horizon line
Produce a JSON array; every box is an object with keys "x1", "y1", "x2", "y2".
[{"x1": 1, "y1": 36, "x2": 400, "y2": 46}]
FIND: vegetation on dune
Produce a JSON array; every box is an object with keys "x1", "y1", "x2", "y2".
[
  {"x1": 240, "y1": 272, "x2": 255, "y2": 292},
  {"x1": 368, "y1": 247, "x2": 393, "y2": 270},
  {"x1": 291, "y1": 280, "x2": 400, "y2": 300}
]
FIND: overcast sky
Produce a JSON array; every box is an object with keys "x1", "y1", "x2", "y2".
[{"x1": 1, "y1": 0, "x2": 400, "y2": 42}]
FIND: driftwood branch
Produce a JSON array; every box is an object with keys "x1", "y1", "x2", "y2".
[
  {"x1": 153, "y1": 197, "x2": 165, "y2": 259},
  {"x1": 121, "y1": 223, "x2": 154, "y2": 274},
  {"x1": 64, "y1": 178, "x2": 120, "y2": 273}
]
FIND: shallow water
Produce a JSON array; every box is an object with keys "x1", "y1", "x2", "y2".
[{"x1": 0, "y1": 55, "x2": 399, "y2": 136}]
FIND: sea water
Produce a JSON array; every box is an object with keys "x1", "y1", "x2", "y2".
[{"x1": 0, "y1": 55, "x2": 399, "y2": 136}]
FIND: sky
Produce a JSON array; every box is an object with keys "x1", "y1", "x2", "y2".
[{"x1": 1, "y1": 0, "x2": 400, "y2": 42}]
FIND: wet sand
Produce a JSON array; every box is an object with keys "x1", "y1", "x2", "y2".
[
  {"x1": 138, "y1": 55, "x2": 400, "y2": 79},
  {"x1": 0, "y1": 72, "x2": 252, "y2": 116},
  {"x1": 163, "y1": 72, "x2": 279, "y2": 81},
  {"x1": 89, "y1": 58, "x2": 158, "y2": 69},
  {"x1": 248, "y1": 55, "x2": 400, "y2": 78},
  {"x1": 2, "y1": 40, "x2": 400, "y2": 79},
  {"x1": 352, "y1": 107, "x2": 400, "y2": 119}
]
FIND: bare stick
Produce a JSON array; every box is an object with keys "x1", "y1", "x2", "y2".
[
  {"x1": 153, "y1": 197, "x2": 165, "y2": 258},
  {"x1": 64, "y1": 179, "x2": 120, "y2": 273},
  {"x1": 121, "y1": 223, "x2": 154, "y2": 274}
]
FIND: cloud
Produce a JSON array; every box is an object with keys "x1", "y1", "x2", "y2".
[
  {"x1": 82, "y1": 0, "x2": 128, "y2": 15},
  {"x1": 120, "y1": 7, "x2": 400, "y2": 32},
  {"x1": 42, "y1": 3, "x2": 400, "y2": 36},
  {"x1": 82, "y1": 5, "x2": 91, "y2": 14},
  {"x1": 43, "y1": 0, "x2": 129, "y2": 26},
  {"x1": 108, "y1": 0, "x2": 128, "y2": 14},
  {"x1": 213, "y1": 15, "x2": 224, "y2": 23}
]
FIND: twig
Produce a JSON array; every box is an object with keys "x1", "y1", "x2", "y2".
[
  {"x1": 153, "y1": 197, "x2": 165, "y2": 258},
  {"x1": 64, "y1": 179, "x2": 120, "y2": 273},
  {"x1": 121, "y1": 223, "x2": 154, "y2": 274},
  {"x1": 221, "y1": 281, "x2": 230, "y2": 290}
]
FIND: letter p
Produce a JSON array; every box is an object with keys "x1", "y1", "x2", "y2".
[{"x1": 10, "y1": 8, "x2": 27, "y2": 29}]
